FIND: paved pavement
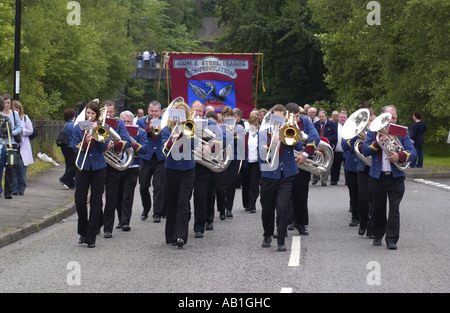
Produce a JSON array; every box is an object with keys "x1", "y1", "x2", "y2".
[{"x1": 0, "y1": 163, "x2": 449, "y2": 249}]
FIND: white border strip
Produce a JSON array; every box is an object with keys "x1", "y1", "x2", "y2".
[{"x1": 288, "y1": 236, "x2": 301, "y2": 267}]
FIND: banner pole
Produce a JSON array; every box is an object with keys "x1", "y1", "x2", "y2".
[
  {"x1": 165, "y1": 52, "x2": 170, "y2": 106},
  {"x1": 254, "y1": 53, "x2": 261, "y2": 108}
]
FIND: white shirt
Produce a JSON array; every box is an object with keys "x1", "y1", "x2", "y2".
[
  {"x1": 335, "y1": 122, "x2": 343, "y2": 152},
  {"x1": 381, "y1": 150, "x2": 392, "y2": 171},
  {"x1": 247, "y1": 129, "x2": 258, "y2": 163}
]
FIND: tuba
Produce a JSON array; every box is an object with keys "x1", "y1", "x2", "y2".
[
  {"x1": 342, "y1": 108, "x2": 372, "y2": 167},
  {"x1": 369, "y1": 112, "x2": 410, "y2": 171},
  {"x1": 193, "y1": 127, "x2": 232, "y2": 173}
]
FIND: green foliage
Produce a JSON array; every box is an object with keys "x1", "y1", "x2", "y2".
[
  {"x1": 0, "y1": 0, "x2": 200, "y2": 120},
  {"x1": 215, "y1": 0, "x2": 332, "y2": 110},
  {"x1": 308, "y1": 0, "x2": 450, "y2": 143}
]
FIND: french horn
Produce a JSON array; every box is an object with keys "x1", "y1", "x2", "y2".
[
  {"x1": 369, "y1": 112, "x2": 410, "y2": 171},
  {"x1": 342, "y1": 108, "x2": 372, "y2": 167}
]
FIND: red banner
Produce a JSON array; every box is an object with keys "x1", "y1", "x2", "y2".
[{"x1": 168, "y1": 54, "x2": 254, "y2": 118}]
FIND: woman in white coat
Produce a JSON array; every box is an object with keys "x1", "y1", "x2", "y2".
[{"x1": 12, "y1": 101, "x2": 34, "y2": 195}]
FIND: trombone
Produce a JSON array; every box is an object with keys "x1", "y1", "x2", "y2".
[{"x1": 76, "y1": 108, "x2": 111, "y2": 171}]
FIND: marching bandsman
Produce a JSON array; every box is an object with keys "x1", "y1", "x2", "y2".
[
  {"x1": 356, "y1": 109, "x2": 376, "y2": 238},
  {"x1": 136, "y1": 100, "x2": 166, "y2": 222},
  {"x1": 221, "y1": 106, "x2": 245, "y2": 218},
  {"x1": 102, "y1": 100, "x2": 133, "y2": 239},
  {"x1": 116, "y1": 111, "x2": 148, "y2": 231},
  {"x1": 258, "y1": 104, "x2": 304, "y2": 252},
  {"x1": 73, "y1": 100, "x2": 111, "y2": 248},
  {"x1": 162, "y1": 102, "x2": 198, "y2": 248},
  {"x1": 342, "y1": 136, "x2": 360, "y2": 227},
  {"x1": 285, "y1": 102, "x2": 320, "y2": 236},
  {"x1": 362, "y1": 105, "x2": 416, "y2": 249}
]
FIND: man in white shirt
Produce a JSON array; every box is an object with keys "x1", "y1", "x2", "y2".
[
  {"x1": 330, "y1": 111, "x2": 347, "y2": 185},
  {"x1": 143, "y1": 50, "x2": 150, "y2": 67}
]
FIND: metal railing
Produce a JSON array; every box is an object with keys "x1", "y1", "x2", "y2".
[{"x1": 30, "y1": 120, "x2": 65, "y2": 158}]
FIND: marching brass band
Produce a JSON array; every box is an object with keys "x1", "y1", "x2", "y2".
[{"x1": 72, "y1": 98, "x2": 416, "y2": 251}]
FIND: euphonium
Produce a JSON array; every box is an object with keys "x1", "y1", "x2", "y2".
[
  {"x1": 295, "y1": 132, "x2": 334, "y2": 176},
  {"x1": 342, "y1": 108, "x2": 372, "y2": 167},
  {"x1": 97, "y1": 107, "x2": 134, "y2": 171},
  {"x1": 193, "y1": 127, "x2": 232, "y2": 173},
  {"x1": 369, "y1": 112, "x2": 410, "y2": 171}
]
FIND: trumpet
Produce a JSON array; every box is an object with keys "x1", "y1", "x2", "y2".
[{"x1": 369, "y1": 112, "x2": 410, "y2": 171}]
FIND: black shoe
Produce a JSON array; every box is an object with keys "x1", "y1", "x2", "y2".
[
  {"x1": 104, "y1": 232, "x2": 112, "y2": 238},
  {"x1": 226, "y1": 210, "x2": 233, "y2": 218},
  {"x1": 294, "y1": 223, "x2": 309, "y2": 235},
  {"x1": 116, "y1": 223, "x2": 122, "y2": 229},
  {"x1": 312, "y1": 179, "x2": 318, "y2": 185},
  {"x1": 195, "y1": 232, "x2": 203, "y2": 238},
  {"x1": 373, "y1": 238, "x2": 382, "y2": 246},
  {"x1": 330, "y1": 181, "x2": 337, "y2": 185},
  {"x1": 141, "y1": 213, "x2": 148, "y2": 221},
  {"x1": 87, "y1": 243, "x2": 96, "y2": 248},
  {"x1": 349, "y1": 219, "x2": 359, "y2": 227},
  {"x1": 205, "y1": 222, "x2": 213, "y2": 230},
  {"x1": 287, "y1": 222, "x2": 294, "y2": 230},
  {"x1": 78, "y1": 236, "x2": 86, "y2": 244},
  {"x1": 387, "y1": 242, "x2": 397, "y2": 250},
  {"x1": 321, "y1": 182, "x2": 327, "y2": 186},
  {"x1": 277, "y1": 243, "x2": 287, "y2": 252},
  {"x1": 262, "y1": 236, "x2": 272, "y2": 248},
  {"x1": 249, "y1": 208, "x2": 256, "y2": 213},
  {"x1": 5, "y1": 195, "x2": 12, "y2": 199},
  {"x1": 12, "y1": 192, "x2": 18, "y2": 195},
  {"x1": 122, "y1": 224, "x2": 131, "y2": 231},
  {"x1": 358, "y1": 228, "x2": 366, "y2": 236},
  {"x1": 18, "y1": 191, "x2": 24, "y2": 195},
  {"x1": 176, "y1": 238, "x2": 185, "y2": 248},
  {"x1": 219, "y1": 212, "x2": 226, "y2": 220},
  {"x1": 153, "y1": 215, "x2": 161, "y2": 223}
]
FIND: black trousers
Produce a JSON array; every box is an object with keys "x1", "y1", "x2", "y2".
[
  {"x1": 330, "y1": 151, "x2": 344, "y2": 183},
  {"x1": 117, "y1": 167, "x2": 139, "y2": 225},
  {"x1": 165, "y1": 168, "x2": 195, "y2": 244},
  {"x1": 291, "y1": 169, "x2": 311, "y2": 226},
  {"x1": 225, "y1": 160, "x2": 241, "y2": 211},
  {"x1": 207, "y1": 171, "x2": 224, "y2": 222},
  {"x1": 241, "y1": 162, "x2": 261, "y2": 211},
  {"x1": 139, "y1": 155, "x2": 166, "y2": 217},
  {"x1": 260, "y1": 174, "x2": 294, "y2": 244},
  {"x1": 103, "y1": 165, "x2": 121, "y2": 233},
  {"x1": 75, "y1": 168, "x2": 106, "y2": 244},
  {"x1": 59, "y1": 146, "x2": 77, "y2": 188},
  {"x1": 194, "y1": 164, "x2": 211, "y2": 233},
  {"x1": 369, "y1": 174, "x2": 405, "y2": 244},
  {"x1": 357, "y1": 167, "x2": 372, "y2": 232},
  {"x1": 347, "y1": 170, "x2": 359, "y2": 220}
]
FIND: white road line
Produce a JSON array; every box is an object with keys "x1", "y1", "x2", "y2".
[
  {"x1": 414, "y1": 178, "x2": 450, "y2": 191},
  {"x1": 280, "y1": 287, "x2": 293, "y2": 293},
  {"x1": 288, "y1": 235, "x2": 301, "y2": 267}
]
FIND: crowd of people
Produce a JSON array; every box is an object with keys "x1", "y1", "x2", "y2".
[
  {"x1": 0, "y1": 94, "x2": 35, "y2": 199},
  {"x1": 0, "y1": 93, "x2": 424, "y2": 251},
  {"x1": 48, "y1": 98, "x2": 420, "y2": 251}
]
